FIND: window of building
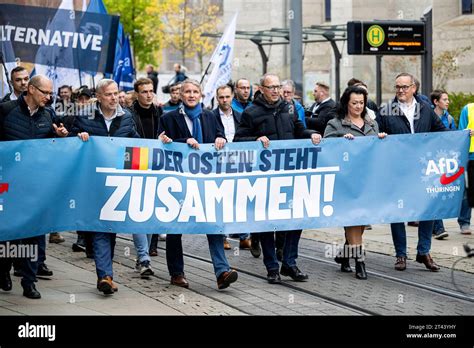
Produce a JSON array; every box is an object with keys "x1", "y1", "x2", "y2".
[
  {"x1": 462, "y1": 0, "x2": 473, "y2": 14},
  {"x1": 325, "y1": 0, "x2": 331, "y2": 22}
]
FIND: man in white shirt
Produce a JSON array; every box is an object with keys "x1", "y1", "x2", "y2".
[
  {"x1": 1, "y1": 66, "x2": 29, "y2": 102},
  {"x1": 376, "y1": 72, "x2": 447, "y2": 273},
  {"x1": 212, "y1": 84, "x2": 251, "y2": 250}
]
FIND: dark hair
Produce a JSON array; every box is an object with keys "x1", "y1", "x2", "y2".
[
  {"x1": 58, "y1": 85, "x2": 72, "y2": 92},
  {"x1": 347, "y1": 77, "x2": 363, "y2": 87},
  {"x1": 134, "y1": 77, "x2": 154, "y2": 92},
  {"x1": 10, "y1": 66, "x2": 27, "y2": 79},
  {"x1": 430, "y1": 89, "x2": 447, "y2": 105},
  {"x1": 337, "y1": 86, "x2": 368, "y2": 119}
]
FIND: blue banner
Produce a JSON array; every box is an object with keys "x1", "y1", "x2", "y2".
[
  {"x1": 0, "y1": 4, "x2": 119, "y2": 73},
  {"x1": 113, "y1": 35, "x2": 134, "y2": 91},
  {"x1": 0, "y1": 132, "x2": 469, "y2": 241}
]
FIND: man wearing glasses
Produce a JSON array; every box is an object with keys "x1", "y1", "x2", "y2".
[
  {"x1": 234, "y1": 73, "x2": 322, "y2": 284},
  {"x1": 231, "y1": 78, "x2": 252, "y2": 114},
  {"x1": 0, "y1": 75, "x2": 69, "y2": 299},
  {"x1": 376, "y1": 72, "x2": 447, "y2": 273}
]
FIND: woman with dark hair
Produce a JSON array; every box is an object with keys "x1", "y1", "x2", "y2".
[{"x1": 323, "y1": 86, "x2": 387, "y2": 280}]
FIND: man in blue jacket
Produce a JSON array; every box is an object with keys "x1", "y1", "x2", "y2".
[
  {"x1": 376, "y1": 72, "x2": 447, "y2": 272},
  {"x1": 0, "y1": 75, "x2": 69, "y2": 299},
  {"x1": 158, "y1": 79, "x2": 238, "y2": 290},
  {"x1": 74, "y1": 79, "x2": 140, "y2": 295}
]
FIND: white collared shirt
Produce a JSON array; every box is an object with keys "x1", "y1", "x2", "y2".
[
  {"x1": 10, "y1": 93, "x2": 18, "y2": 101},
  {"x1": 399, "y1": 98, "x2": 418, "y2": 133},
  {"x1": 312, "y1": 97, "x2": 331, "y2": 113},
  {"x1": 98, "y1": 105, "x2": 118, "y2": 131},
  {"x1": 219, "y1": 108, "x2": 235, "y2": 143}
]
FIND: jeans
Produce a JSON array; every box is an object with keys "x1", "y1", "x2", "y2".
[
  {"x1": 458, "y1": 189, "x2": 472, "y2": 228},
  {"x1": 19, "y1": 236, "x2": 41, "y2": 288},
  {"x1": 166, "y1": 234, "x2": 230, "y2": 278},
  {"x1": 132, "y1": 234, "x2": 152, "y2": 264},
  {"x1": 92, "y1": 232, "x2": 116, "y2": 279},
  {"x1": 260, "y1": 230, "x2": 302, "y2": 271},
  {"x1": 390, "y1": 221, "x2": 433, "y2": 257},
  {"x1": 433, "y1": 220, "x2": 445, "y2": 233}
]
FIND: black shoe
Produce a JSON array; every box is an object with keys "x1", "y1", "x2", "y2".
[
  {"x1": 280, "y1": 265, "x2": 308, "y2": 282},
  {"x1": 355, "y1": 261, "x2": 367, "y2": 280},
  {"x1": 37, "y1": 264, "x2": 53, "y2": 277},
  {"x1": 0, "y1": 272, "x2": 12, "y2": 291},
  {"x1": 267, "y1": 270, "x2": 281, "y2": 284},
  {"x1": 23, "y1": 284, "x2": 41, "y2": 299},
  {"x1": 334, "y1": 252, "x2": 352, "y2": 272},
  {"x1": 250, "y1": 237, "x2": 261, "y2": 258},
  {"x1": 276, "y1": 248, "x2": 283, "y2": 262},
  {"x1": 72, "y1": 242, "x2": 86, "y2": 252}
]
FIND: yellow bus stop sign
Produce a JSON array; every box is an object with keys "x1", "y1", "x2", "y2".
[{"x1": 366, "y1": 25, "x2": 385, "y2": 48}]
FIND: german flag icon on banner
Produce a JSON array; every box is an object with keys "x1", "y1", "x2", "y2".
[{"x1": 124, "y1": 147, "x2": 149, "y2": 170}]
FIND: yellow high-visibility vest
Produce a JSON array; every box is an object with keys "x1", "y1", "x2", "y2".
[{"x1": 466, "y1": 104, "x2": 474, "y2": 153}]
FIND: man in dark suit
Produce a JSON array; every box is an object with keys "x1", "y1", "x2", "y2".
[
  {"x1": 212, "y1": 84, "x2": 251, "y2": 251},
  {"x1": 158, "y1": 79, "x2": 238, "y2": 290},
  {"x1": 305, "y1": 81, "x2": 337, "y2": 134}
]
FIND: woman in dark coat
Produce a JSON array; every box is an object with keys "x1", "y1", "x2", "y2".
[{"x1": 324, "y1": 86, "x2": 386, "y2": 280}]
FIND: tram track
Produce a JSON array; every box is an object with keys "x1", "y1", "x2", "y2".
[{"x1": 115, "y1": 235, "x2": 378, "y2": 316}]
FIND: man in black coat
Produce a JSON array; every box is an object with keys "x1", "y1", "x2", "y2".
[
  {"x1": 305, "y1": 81, "x2": 337, "y2": 134},
  {"x1": 376, "y1": 72, "x2": 447, "y2": 273},
  {"x1": 0, "y1": 75, "x2": 69, "y2": 299},
  {"x1": 129, "y1": 77, "x2": 163, "y2": 258},
  {"x1": 145, "y1": 64, "x2": 159, "y2": 93},
  {"x1": 234, "y1": 73, "x2": 322, "y2": 284},
  {"x1": 158, "y1": 79, "x2": 238, "y2": 290},
  {"x1": 1, "y1": 66, "x2": 29, "y2": 103},
  {"x1": 74, "y1": 79, "x2": 140, "y2": 295}
]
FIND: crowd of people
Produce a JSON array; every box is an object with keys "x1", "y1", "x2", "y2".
[{"x1": 0, "y1": 64, "x2": 472, "y2": 299}]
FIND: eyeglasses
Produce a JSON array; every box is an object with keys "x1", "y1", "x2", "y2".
[
  {"x1": 394, "y1": 84, "x2": 414, "y2": 91},
  {"x1": 33, "y1": 85, "x2": 54, "y2": 97},
  {"x1": 262, "y1": 85, "x2": 282, "y2": 91}
]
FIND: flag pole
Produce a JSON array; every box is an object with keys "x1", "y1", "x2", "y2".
[{"x1": 199, "y1": 61, "x2": 213, "y2": 85}]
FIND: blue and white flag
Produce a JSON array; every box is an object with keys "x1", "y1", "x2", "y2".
[
  {"x1": 113, "y1": 35, "x2": 134, "y2": 91},
  {"x1": 202, "y1": 13, "x2": 238, "y2": 107}
]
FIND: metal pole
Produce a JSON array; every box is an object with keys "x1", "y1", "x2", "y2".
[
  {"x1": 376, "y1": 55, "x2": 382, "y2": 106},
  {"x1": 421, "y1": 7, "x2": 432, "y2": 96},
  {"x1": 289, "y1": 0, "x2": 303, "y2": 96}
]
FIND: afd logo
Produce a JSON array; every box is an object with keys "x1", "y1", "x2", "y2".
[
  {"x1": 0, "y1": 183, "x2": 8, "y2": 212},
  {"x1": 425, "y1": 158, "x2": 464, "y2": 185}
]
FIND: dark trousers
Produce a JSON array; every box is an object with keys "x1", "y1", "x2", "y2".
[
  {"x1": 149, "y1": 234, "x2": 159, "y2": 251},
  {"x1": 260, "y1": 230, "x2": 302, "y2": 271},
  {"x1": 20, "y1": 236, "x2": 42, "y2": 288}
]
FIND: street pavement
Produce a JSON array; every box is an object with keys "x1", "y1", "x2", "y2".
[{"x1": 0, "y1": 218, "x2": 472, "y2": 316}]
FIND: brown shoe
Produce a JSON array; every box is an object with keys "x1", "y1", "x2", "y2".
[
  {"x1": 416, "y1": 254, "x2": 440, "y2": 272},
  {"x1": 239, "y1": 238, "x2": 251, "y2": 249},
  {"x1": 224, "y1": 238, "x2": 231, "y2": 250},
  {"x1": 394, "y1": 256, "x2": 407, "y2": 271},
  {"x1": 171, "y1": 275, "x2": 189, "y2": 288},
  {"x1": 49, "y1": 233, "x2": 65, "y2": 244},
  {"x1": 217, "y1": 269, "x2": 238, "y2": 290},
  {"x1": 97, "y1": 276, "x2": 114, "y2": 295},
  {"x1": 149, "y1": 249, "x2": 158, "y2": 257}
]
